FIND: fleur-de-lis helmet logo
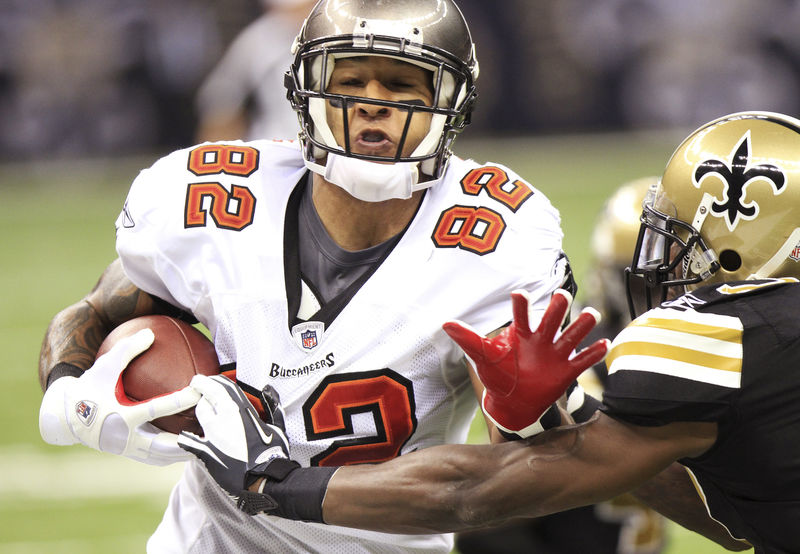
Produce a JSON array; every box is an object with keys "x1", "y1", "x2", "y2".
[{"x1": 693, "y1": 131, "x2": 786, "y2": 231}]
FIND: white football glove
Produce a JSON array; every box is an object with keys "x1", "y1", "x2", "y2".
[{"x1": 38, "y1": 328, "x2": 201, "y2": 466}]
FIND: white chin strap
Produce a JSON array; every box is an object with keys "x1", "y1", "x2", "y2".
[{"x1": 305, "y1": 154, "x2": 442, "y2": 202}]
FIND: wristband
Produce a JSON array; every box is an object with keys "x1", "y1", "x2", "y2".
[
  {"x1": 46, "y1": 362, "x2": 84, "y2": 390},
  {"x1": 238, "y1": 463, "x2": 337, "y2": 522},
  {"x1": 495, "y1": 402, "x2": 562, "y2": 441},
  {"x1": 566, "y1": 381, "x2": 601, "y2": 424}
]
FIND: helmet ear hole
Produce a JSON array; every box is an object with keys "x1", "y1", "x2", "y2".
[{"x1": 719, "y1": 249, "x2": 742, "y2": 272}]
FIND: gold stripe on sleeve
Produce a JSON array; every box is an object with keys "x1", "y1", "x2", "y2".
[
  {"x1": 606, "y1": 341, "x2": 742, "y2": 374},
  {"x1": 631, "y1": 317, "x2": 741, "y2": 344}
]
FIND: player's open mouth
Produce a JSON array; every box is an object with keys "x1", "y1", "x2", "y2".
[{"x1": 355, "y1": 130, "x2": 393, "y2": 153}]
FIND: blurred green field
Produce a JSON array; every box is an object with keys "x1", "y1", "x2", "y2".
[{"x1": 0, "y1": 134, "x2": 746, "y2": 553}]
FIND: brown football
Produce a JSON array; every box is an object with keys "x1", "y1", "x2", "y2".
[{"x1": 96, "y1": 315, "x2": 220, "y2": 435}]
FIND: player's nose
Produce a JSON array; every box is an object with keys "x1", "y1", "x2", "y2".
[{"x1": 355, "y1": 80, "x2": 392, "y2": 117}]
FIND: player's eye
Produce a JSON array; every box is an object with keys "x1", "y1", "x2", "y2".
[{"x1": 337, "y1": 77, "x2": 364, "y2": 88}]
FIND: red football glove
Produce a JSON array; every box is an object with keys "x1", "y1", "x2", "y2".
[{"x1": 443, "y1": 289, "x2": 610, "y2": 439}]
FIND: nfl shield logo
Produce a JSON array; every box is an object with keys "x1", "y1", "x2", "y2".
[
  {"x1": 791, "y1": 243, "x2": 800, "y2": 261},
  {"x1": 301, "y1": 329, "x2": 318, "y2": 349},
  {"x1": 75, "y1": 400, "x2": 97, "y2": 426},
  {"x1": 291, "y1": 321, "x2": 324, "y2": 352}
]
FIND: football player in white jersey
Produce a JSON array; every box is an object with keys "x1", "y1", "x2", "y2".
[
  {"x1": 180, "y1": 112, "x2": 800, "y2": 553},
  {"x1": 36, "y1": 1, "x2": 596, "y2": 552}
]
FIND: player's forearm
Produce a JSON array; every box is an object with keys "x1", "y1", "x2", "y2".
[
  {"x1": 38, "y1": 259, "x2": 157, "y2": 390},
  {"x1": 39, "y1": 301, "x2": 107, "y2": 389},
  {"x1": 318, "y1": 415, "x2": 711, "y2": 534},
  {"x1": 322, "y1": 442, "x2": 522, "y2": 533},
  {"x1": 321, "y1": 424, "x2": 625, "y2": 533},
  {"x1": 231, "y1": 415, "x2": 714, "y2": 536}
]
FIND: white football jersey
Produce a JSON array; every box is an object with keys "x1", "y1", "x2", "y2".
[{"x1": 115, "y1": 140, "x2": 567, "y2": 553}]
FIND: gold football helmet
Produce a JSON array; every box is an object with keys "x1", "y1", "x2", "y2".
[
  {"x1": 628, "y1": 111, "x2": 800, "y2": 316},
  {"x1": 586, "y1": 177, "x2": 655, "y2": 328}
]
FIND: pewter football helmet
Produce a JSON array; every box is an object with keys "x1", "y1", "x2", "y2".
[
  {"x1": 285, "y1": 0, "x2": 479, "y2": 178},
  {"x1": 627, "y1": 111, "x2": 800, "y2": 316}
]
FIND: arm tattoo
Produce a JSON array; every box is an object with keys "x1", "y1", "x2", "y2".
[{"x1": 38, "y1": 259, "x2": 162, "y2": 390}]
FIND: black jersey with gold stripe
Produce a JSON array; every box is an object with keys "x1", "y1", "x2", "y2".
[{"x1": 601, "y1": 278, "x2": 800, "y2": 553}]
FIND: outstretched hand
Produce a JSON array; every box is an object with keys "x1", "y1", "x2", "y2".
[{"x1": 443, "y1": 289, "x2": 610, "y2": 438}]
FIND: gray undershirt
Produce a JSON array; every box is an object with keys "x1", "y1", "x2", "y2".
[{"x1": 298, "y1": 180, "x2": 397, "y2": 304}]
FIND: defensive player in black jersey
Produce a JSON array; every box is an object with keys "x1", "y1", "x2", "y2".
[{"x1": 176, "y1": 112, "x2": 800, "y2": 553}]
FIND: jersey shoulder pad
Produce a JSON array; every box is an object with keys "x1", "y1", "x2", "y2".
[
  {"x1": 443, "y1": 158, "x2": 562, "y2": 240},
  {"x1": 601, "y1": 305, "x2": 744, "y2": 425},
  {"x1": 607, "y1": 306, "x2": 744, "y2": 389},
  {"x1": 123, "y1": 140, "x2": 303, "y2": 226},
  {"x1": 445, "y1": 157, "x2": 555, "y2": 216}
]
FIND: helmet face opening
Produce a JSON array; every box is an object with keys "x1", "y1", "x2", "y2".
[
  {"x1": 322, "y1": 93, "x2": 433, "y2": 162},
  {"x1": 299, "y1": 51, "x2": 455, "y2": 162},
  {"x1": 626, "y1": 184, "x2": 720, "y2": 318},
  {"x1": 286, "y1": 0, "x2": 478, "y2": 179}
]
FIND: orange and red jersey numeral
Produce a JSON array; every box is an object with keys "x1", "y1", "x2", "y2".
[
  {"x1": 185, "y1": 182, "x2": 256, "y2": 230},
  {"x1": 303, "y1": 370, "x2": 417, "y2": 466},
  {"x1": 460, "y1": 166, "x2": 533, "y2": 212},
  {"x1": 431, "y1": 165, "x2": 531, "y2": 255},
  {"x1": 184, "y1": 144, "x2": 259, "y2": 230},
  {"x1": 432, "y1": 205, "x2": 506, "y2": 255},
  {"x1": 188, "y1": 144, "x2": 259, "y2": 177}
]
